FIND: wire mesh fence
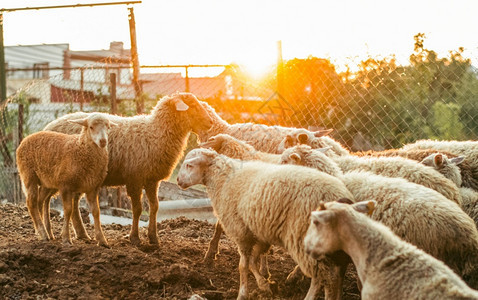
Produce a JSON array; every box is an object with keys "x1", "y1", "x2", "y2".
[{"x1": 2, "y1": 38, "x2": 478, "y2": 203}]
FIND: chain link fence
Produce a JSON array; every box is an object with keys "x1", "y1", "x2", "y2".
[{"x1": 2, "y1": 37, "x2": 478, "y2": 203}]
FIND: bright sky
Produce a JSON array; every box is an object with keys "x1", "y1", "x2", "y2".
[{"x1": 2, "y1": 0, "x2": 478, "y2": 76}]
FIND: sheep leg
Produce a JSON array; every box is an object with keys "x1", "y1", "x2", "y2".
[
  {"x1": 304, "y1": 276, "x2": 322, "y2": 300},
  {"x1": 26, "y1": 184, "x2": 49, "y2": 241},
  {"x1": 237, "y1": 247, "x2": 251, "y2": 300},
  {"x1": 39, "y1": 187, "x2": 56, "y2": 240},
  {"x1": 126, "y1": 184, "x2": 143, "y2": 246},
  {"x1": 144, "y1": 181, "x2": 160, "y2": 246},
  {"x1": 71, "y1": 193, "x2": 91, "y2": 240},
  {"x1": 249, "y1": 242, "x2": 273, "y2": 294},
  {"x1": 286, "y1": 265, "x2": 304, "y2": 284},
  {"x1": 324, "y1": 252, "x2": 350, "y2": 300},
  {"x1": 85, "y1": 189, "x2": 109, "y2": 248},
  {"x1": 204, "y1": 221, "x2": 223, "y2": 263},
  {"x1": 60, "y1": 190, "x2": 74, "y2": 245},
  {"x1": 259, "y1": 254, "x2": 270, "y2": 278}
]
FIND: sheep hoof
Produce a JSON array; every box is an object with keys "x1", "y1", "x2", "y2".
[
  {"x1": 203, "y1": 252, "x2": 217, "y2": 264},
  {"x1": 129, "y1": 235, "x2": 142, "y2": 246},
  {"x1": 148, "y1": 238, "x2": 160, "y2": 247},
  {"x1": 76, "y1": 233, "x2": 91, "y2": 241},
  {"x1": 98, "y1": 240, "x2": 111, "y2": 249},
  {"x1": 38, "y1": 234, "x2": 50, "y2": 241},
  {"x1": 62, "y1": 239, "x2": 73, "y2": 246}
]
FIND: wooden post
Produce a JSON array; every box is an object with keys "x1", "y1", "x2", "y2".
[
  {"x1": 277, "y1": 40, "x2": 284, "y2": 99},
  {"x1": 128, "y1": 7, "x2": 143, "y2": 114},
  {"x1": 80, "y1": 68, "x2": 84, "y2": 111},
  {"x1": 110, "y1": 72, "x2": 117, "y2": 115},
  {"x1": 185, "y1": 66, "x2": 190, "y2": 92},
  {"x1": 0, "y1": 13, "x2": 6, "y2": 104},
  {"x1": 13, "y1": 104, "x2": 24, "y2": 203}
]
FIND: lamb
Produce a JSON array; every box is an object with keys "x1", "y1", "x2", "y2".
[
  {"x1": 304, "y1": 200, "x2": 478, "y2": 299},
  {"x1": 277, "y1": 128, "x2": 350, "y2": 157},
  {"x1": 43, "y1": 93, "x2": 213, "y2": 245},
  {"x1": 16, "y1": 114, "x2": 116, "y2": 246},
  {"x1": 402, "y1": 139, "x2": 478, "y2": 190},
  {"x1": 196, "y1": 101, "x2": 333, "y2": 153},
  {"x1": 177, "y1": 148, "x2": 355, "y2": 300},
  {"x1": 281, "y1": 145, "x2": 478, "y2": 289}
]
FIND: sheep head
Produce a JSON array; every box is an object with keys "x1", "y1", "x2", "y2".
[
  {"x1": 68, "y1": 114, "x2": 117, "y2": 148},
  {"x1": 169, "y1": 93, "x2": 213, "y2": 134},
  {"x1": 277, "y1": 128, "x2": 333, "y2": 153},
  {"x1": 304, "y1": 200, "x2": 376, "y2": 259},
  {"x1": 177, "y1": 148, "x2": 217, "y2": 189}
]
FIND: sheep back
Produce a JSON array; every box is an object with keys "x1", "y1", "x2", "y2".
[{"x1": 335, "y1": 155, "x2": 462, "y2": 206}]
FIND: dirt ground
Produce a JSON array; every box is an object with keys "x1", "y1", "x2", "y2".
[{"x1": 0, "y1": 203, "x2": 361, "y2": 300}]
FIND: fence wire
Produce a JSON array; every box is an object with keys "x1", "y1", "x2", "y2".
[{"x1": 2, "y1": 44, "x2": 478, "y2": 203}]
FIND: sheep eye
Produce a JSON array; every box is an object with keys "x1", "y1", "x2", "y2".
[
  {"x1": 90, "y1": 126, "x2": 93, "y2": 130},
  {"x1": 313, "y1": 220, "x2": 320, "y2": 227}
]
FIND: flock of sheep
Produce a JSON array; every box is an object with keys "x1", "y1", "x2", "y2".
[{"x1": 14, "y1": 92, "x2": 478, "y2": 299}]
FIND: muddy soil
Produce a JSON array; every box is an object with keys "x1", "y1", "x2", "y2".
[{"x1": 0, "y1": 203, "x2": 360, "y2": 300}]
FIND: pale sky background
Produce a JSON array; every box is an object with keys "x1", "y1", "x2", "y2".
[{"x1": 2, "y1": 0, "x2": 478, "y2": 76}]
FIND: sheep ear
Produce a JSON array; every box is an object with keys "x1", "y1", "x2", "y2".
[
  {"x1": 298, "y1": 133, "x2": 309, "y2": 144},
  {"x1": 316, "y1": 146, "x2": 332, "y2": 153},
  {"x1": 174, "y1": 98, "x2": 190, "y2": 111},
  {"x1": 434, "y1": 154, "x2": 444, "y2": 167},
  {"x1": 337, "y1": 198, "x2": 354, "y2": 205},
  {"x1": 352, "y1": 200, "x2": 376, "y2": 216},
  {"x1": 289, "y1": 153, "x2": 301, "y2": 163},
  {"x1": 314, "y1": 129, "x2": 333, "y2": 137},
  {"x1": 311, "y1": 210, "x2": 334, "y2": 225},
  {"x1": 450, "y1": 156, "x2": 465, "y2": 165},
  {"x1": 68, "y1": 118, "x2": 88, "y2": 127},
  {"x1": 199, "y1": 137, "x2": 222, "y2": 151}
]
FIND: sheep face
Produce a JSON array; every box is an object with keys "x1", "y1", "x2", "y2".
[
  {"x1": 69, "y1": 114, "x2": 116, "y2": 148},
  {"x1": 174, "y1": 93, "x2": 213, "y2": 134},
  {"x1": 304, "y1": 207, "x2": 341, "y2": 260},
  {"x1": 177, "y1": 148, "x2": 215, "y2": 189},
  {"x1": 304, "y1": 201, "x2": 376, "y2": 259}
]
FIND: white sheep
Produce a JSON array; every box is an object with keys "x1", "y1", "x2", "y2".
[
  {"x1": 198, "y1": 134, "x2": 280, "y2": 264},
  {"x1": 177, "y1": 148, "x2": 354, "y2": 300},
  {"x1": 402, "y1": 139, "x2": 478, "y2": 190},
  {"x1": 43, "y1": 93, "x2": 213, "y2": 245},
  {"x1": 281, "y1": 145, "x2": 478, "y2": 289},
  {"x1": 197, "y1": 102, "x2": 333, "y2": 154},
  {"x1": 304, "y1": 200, "x2": 478, "y2": 300},
  {"x1": 16, "y1": 114, "x2": 116, "y2": 246},
  {"x1": 199, "y1": 133, "x2": 280, "y2": 164},
  {"x1": 335, "y1": 152, "x2": 462, "y2": 206}
]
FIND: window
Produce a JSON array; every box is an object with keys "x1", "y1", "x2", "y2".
[{"x1": 33, "y1": 62, "x2": 49, "y2": 79}]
